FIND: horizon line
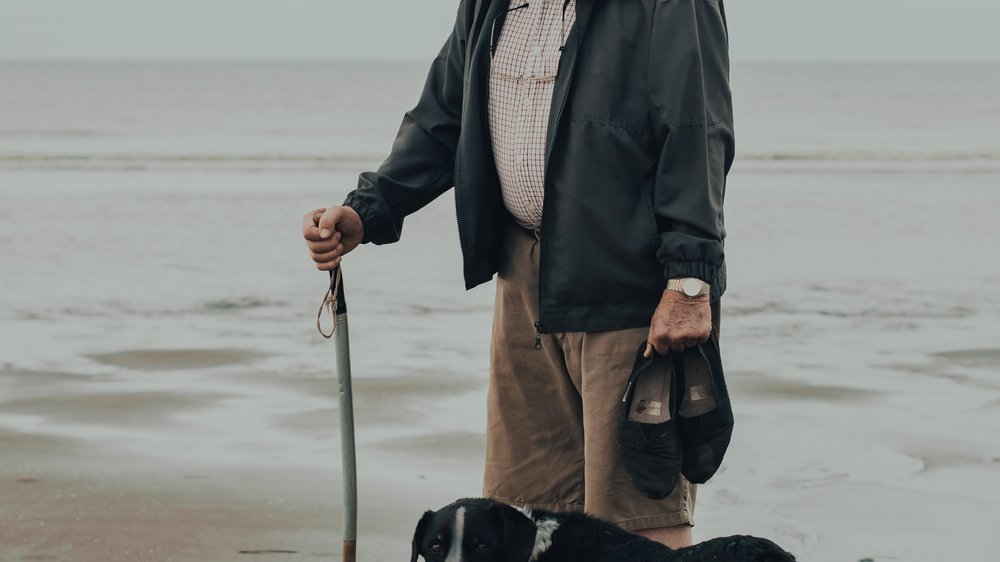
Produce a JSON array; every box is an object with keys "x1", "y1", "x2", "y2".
[{"x1": 0, "y1": 57, "x2": 998, "y2": 65}]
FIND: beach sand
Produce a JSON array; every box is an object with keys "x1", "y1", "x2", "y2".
[
  {"x1": 2, "y1": 167, "x2": 998, "y2": 562},
  {"x1": 0, "y1": 342, "x2": 490, "y2": 561}
]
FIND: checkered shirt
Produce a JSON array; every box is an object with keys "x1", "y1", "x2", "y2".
[{"x1": 488, "y1": 0, "x2": 577, "y2": 230}]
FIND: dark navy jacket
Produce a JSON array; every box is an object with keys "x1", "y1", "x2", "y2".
[{"x1": 344, "y1": 0, "x2": 734, "y2": 333}]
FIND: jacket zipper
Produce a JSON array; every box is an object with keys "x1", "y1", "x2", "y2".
[
  {"x1": 533, "y1": 2, "x2": 584, "y2": 350},
  {"x1": 531, "y1": 225, "x2": 544, "y2": 350},
  {"x1": 454, "y1": 147, "x2": 467, "y2": 283},
  {"x1": 455, "y1": 0, "x2": 492, "y2": 290}
]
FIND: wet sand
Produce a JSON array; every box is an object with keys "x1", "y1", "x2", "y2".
[
  {"x1": 3, "y1": 169, "x2": 1000, "y2": 561},
  {"x1": 3, "y1": 339, "x2": 999, "y2": 561},
  {"x1": 0, "y1": 358, "x2": 486, "y2": 562}
]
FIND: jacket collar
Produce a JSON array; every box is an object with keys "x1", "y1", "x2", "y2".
[{"x1": 463, "y1": 0, "x2": 596, "y2": 171}]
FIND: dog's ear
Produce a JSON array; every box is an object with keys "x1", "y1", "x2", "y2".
[
  {"x1": 411, "y1": 510, "x2": 435, "y2": 562},
  {"x1": 493, "y1": 504, "x2": 536, "y2": 562}
]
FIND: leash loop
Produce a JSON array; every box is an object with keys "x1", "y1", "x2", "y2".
[{"x1": 317, "y1": 267, "x2": 342, "y2": 339}]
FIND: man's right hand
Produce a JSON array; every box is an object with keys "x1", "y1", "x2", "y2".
[{"x1": 302, "y1": 205, "x2": 364, "y2": 271}]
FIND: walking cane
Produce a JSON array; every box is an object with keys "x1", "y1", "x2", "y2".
[{"x1": 317, "y1": 266, "x2": 358, "y2": 562}]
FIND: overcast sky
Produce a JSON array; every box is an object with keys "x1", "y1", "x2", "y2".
[{"x1": 1, "y1": 0, "x2": 998, "y2": 62}]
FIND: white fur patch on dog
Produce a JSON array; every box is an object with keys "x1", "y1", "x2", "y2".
[
  {"x1": 511, "y1": 505, "x2": 560, "y2": 561},
  {"x1": 530, "y1": 517, "x2": 560, "y2": 561},
  {"x1": 444, "y1": 506, "x2": 466, "y2": 562}
]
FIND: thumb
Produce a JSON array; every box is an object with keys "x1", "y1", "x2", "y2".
[{"x1": 317, "y1": 206, "x2": 342, "y2": 239}]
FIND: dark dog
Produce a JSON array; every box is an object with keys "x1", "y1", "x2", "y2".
[{"x1": 411, "y1": 498, "x2": 795, "y2": 562}]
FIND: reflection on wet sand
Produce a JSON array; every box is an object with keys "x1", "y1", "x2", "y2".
[
  {"x1": 728, "y1": 372, "x2": 875, "y2": 402},
  {"x1": 89, "y1": 348, "x2": 267, "y2": 371}
]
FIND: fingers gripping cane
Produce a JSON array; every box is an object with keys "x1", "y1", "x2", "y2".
[{"x1": 317, "y1": 266, "x2": 358, "y2": 562}]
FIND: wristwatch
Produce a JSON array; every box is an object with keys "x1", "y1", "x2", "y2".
[{"x1": 667, "y1": 277, "x2": 710, "y2": 298}]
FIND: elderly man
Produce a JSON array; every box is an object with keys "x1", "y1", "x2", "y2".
[{"x1": 303, "y1": 0, "x2": 733, "y2": 548}]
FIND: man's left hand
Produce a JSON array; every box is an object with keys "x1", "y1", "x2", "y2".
[{"x1": 645, "y1": 288, "x2": 712, "y2": 357}]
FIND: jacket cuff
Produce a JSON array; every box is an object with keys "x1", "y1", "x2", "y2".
[
  {"x1": 664, "y1": 260, "x2": 716, "y2": 284},
  {"x1": 657, "y1": 232, "x2": 727, "y2": 301},
  {"x1": 663, "y1": 260, "x2": 727, "y2": 303},
  {"x1": 342, "y1": 187, "x2": 401, "y2": 245}
]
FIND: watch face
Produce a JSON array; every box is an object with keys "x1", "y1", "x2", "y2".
[{"x1": 682, "y1": 278, "x2": 702, "y2": 297}]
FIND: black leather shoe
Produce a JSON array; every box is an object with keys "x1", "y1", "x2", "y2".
[
  {"x1": 616, "y1": 341, "x2": 683, "y2": 500},
  {"x1": 675, "y1": 328, "x2": 734, "y2": 484}
]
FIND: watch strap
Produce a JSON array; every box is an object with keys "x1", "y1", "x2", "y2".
[{"x1": 667, "y1": 278, "x2": 710, "y2": 297}]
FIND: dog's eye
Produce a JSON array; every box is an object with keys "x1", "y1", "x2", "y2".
[
  {"x1": 430, "y1": 543, "x2": 443, "y2": 553},
  {"x1": 476, "y1": 543, "x2": 489, "y2": 552}
]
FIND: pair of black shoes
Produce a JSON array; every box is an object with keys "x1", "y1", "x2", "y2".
[{"x1": 616, "y1": 329, "x2": 733, "y2": 500}]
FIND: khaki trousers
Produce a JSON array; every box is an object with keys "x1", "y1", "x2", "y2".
[{"x1": 484, "y1": 218, "x2": 709, "y2": 531}]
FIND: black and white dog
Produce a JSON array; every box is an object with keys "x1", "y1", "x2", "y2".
[{"x1": 411, "y1": 498, "x2": 795, "y2": 562}]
